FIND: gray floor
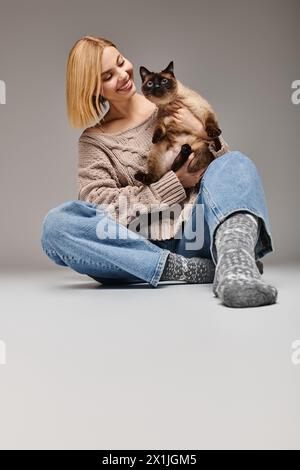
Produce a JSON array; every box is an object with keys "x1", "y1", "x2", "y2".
[{"x1": 0, "y1": 263, "x2": 299, "y2": 450}]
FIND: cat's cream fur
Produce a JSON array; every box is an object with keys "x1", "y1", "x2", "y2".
[{"x1": 135, "y1": 61, "x2": 222, "y2": 188}]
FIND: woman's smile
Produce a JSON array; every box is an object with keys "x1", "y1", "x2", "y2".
[{"x1": 117, "y1": 79, "x2": 133, "y2": 92}]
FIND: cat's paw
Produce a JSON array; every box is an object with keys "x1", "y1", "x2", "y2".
[
  {"x1": 135, "y1": 171, "x2": 154, "y2": 185},
  {"x1": 181, "y1": 144, "x2": 192, "y2": 158},
  {"x1": 206, "y1": 126, "x2": 222, "y2": 139},
  {"x1": 212, "y1": 137, "x2": 222, "y2": 152},
  {"x1": 135, "y1": 170, "x2": 148, "y2": 184}
]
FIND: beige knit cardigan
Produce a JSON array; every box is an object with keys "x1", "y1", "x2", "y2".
[{"x1": 77, "y1": 107, "x2": 229, "y2": 240}]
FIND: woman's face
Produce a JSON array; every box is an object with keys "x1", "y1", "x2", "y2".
[{"x1": 100, "y1": 46, "x2": 136, "y2": 102}]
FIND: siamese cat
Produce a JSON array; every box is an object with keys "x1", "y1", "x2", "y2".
[{"x1": 134, "y1": 61, "x2": 222, "y2": 190}]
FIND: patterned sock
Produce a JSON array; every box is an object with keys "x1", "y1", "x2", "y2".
[
  {"x1": 160, "y1": 252, "x2": 215, "y2": 283},
  {"x1": 213, "y1": 212, "x2": 278, "y2": 308}
]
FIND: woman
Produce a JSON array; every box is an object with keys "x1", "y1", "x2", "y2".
[{"x1": 41, "y1": 35, "x2": 278, "y2": 308}]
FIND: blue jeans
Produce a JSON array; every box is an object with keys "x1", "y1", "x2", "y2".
[{"x1": 41, "y1": 151, "x2": 274, "y2": 288}]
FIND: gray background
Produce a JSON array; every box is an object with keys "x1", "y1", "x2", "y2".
[{"x1": 0, "y1": 0, "x2": 299, "y2": 268}]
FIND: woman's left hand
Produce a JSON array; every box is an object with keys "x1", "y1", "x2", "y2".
[{"x1": 172, "y1": 107, "x2": 205, "y2": 136}]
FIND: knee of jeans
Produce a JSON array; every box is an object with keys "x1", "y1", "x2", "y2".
[
  {"x1": 230, "y1": 151, "x2": 260, "y2": 182},
  {"x1": 215, "y1": 150, "x2": 254, "y2": 166},
  {"x1": 56, "y1": 199, "x2": 99, "y2": 215},
  {"x1": 203, "y1": 150, "x2": 258, "y2": 184},
  {"x1": 229, "y1": 151, "x2": 255, "y2": 167},
  {"x1": 41, "y1": 200, "x2": 107, "y2": 251},
  {"x1": 41, "y1": 204, "x2": 71, "y2": 251}
]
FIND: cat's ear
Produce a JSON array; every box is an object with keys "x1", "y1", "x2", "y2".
[
  {"x1": 139, "y1": 66, "x2": 152, "y2": 82},
  {"x1": 162, "y1": 61, "x2": 174, "y2": 76}
]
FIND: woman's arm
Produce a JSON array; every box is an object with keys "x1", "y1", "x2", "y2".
[{"x1": 78, "y1": 138, "x2": 187, "y2": 226}]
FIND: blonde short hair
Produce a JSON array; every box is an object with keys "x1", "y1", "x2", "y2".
[{"x1": 66, "y1": 35, "x2": 117, "y2": 128}]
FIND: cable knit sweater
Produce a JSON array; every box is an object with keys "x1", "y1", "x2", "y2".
[{"x1": 78, "y1": 107, "x2": 230, "y2": 240}]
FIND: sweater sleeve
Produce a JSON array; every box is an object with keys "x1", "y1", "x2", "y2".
[
  {"x1": 77, "y1": 138, "x2": 187, "y2": 226},
  {"x1": 208, "y1": 134, "x2": 230, "y2": 158}
]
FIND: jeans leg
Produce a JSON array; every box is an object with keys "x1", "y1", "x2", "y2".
[
  {"x1": 174, "y1": 151, "x2": 274, "y2": 264},
  {"x1": 41, "y1": 200, "x2": 171, "y2": 287},
  {"x1": 174, "y1": 209, "x2": 212, "y2": 259},
  {"x1": 150, "y1": 237, "x2": 178, "y2": 253}
]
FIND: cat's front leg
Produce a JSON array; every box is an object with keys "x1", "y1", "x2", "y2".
[
  {"x1": 152, "y1": 125, "x2": 166, "y2": 144},
  {"x1": 171, "y1": 144, "x2": 193, "y2": 172}
]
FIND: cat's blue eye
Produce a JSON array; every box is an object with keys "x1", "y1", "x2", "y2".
[
  {"x1": 161, "y1": 78, "x2": 168, "y2": 84},
  {"x1": 147, "y1": 81, "x2": 153, "y2": 87}
]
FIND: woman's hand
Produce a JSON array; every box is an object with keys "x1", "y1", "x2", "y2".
[
  {"x1": 172, "y1": 107, "x2": 206, "y2": 137},
  {"x1": 175, "y1": 153, "x2": 207, "y2": 189}
]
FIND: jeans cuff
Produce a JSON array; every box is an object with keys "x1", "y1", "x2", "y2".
[
  {"x1": 210, "y1": 208, "x2": 274, "y2": 265},
  {"x1": 149, "y1": 249, "x2": 171, "y2": 287}
]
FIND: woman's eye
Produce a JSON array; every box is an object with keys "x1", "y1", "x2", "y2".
[{"x1": 103, "y1": 60, "x2": 125, "y2": 81}]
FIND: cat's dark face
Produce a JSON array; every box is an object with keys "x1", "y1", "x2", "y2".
[{"x1": 139, "y1": 61, "x2": 177, "y2": 106}]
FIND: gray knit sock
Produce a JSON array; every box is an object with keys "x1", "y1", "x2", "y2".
[
  {"x1": 160, "y1": 252, "x2": 215, "y2": 283},
  {"x1": 213, "y1": 212, "x2": 278, "y2": 308}
]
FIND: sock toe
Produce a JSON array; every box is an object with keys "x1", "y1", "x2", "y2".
[
  {"x1": 221, "y1": 280, "x2": 278, "y2": 308},
  {"x1": 213, "y1": 212, "x2": 276, "y2": 308}
]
